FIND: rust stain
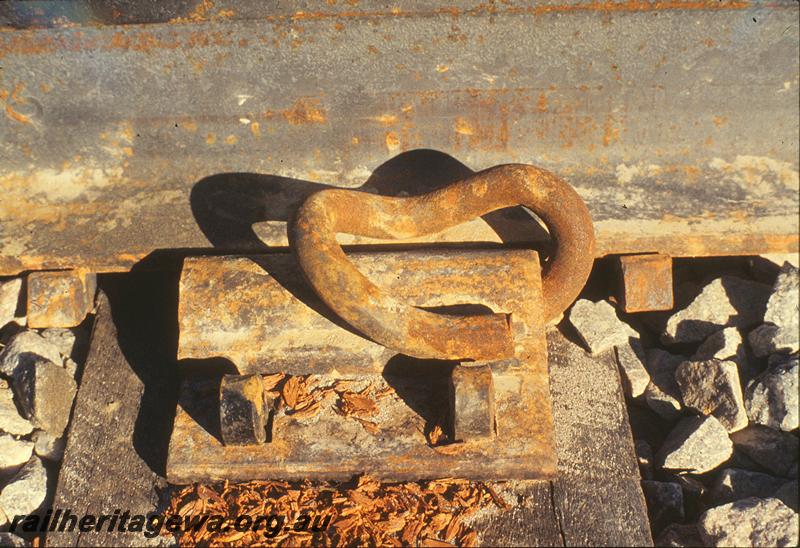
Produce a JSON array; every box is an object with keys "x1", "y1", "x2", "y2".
[
  {"x1": 602, "y1": 114, "x2": 620, "y2": 146},
  {"x1": 454, "y1": 117, "x2": 475, "y2": 136},
  {"x1": 537, "y1": 93, "x2": 548, "y2": 112},
  {"x1": 0, "y1": 0, "x2": 742, "y2": 58},
  {"x1": 169, "y1": 0, "x2": 216, "y2": 23},
  {"x1": 3, "y1": 83, "x2": 31, "y2": 125},
  {"x1": 206, "y1": 133, "x2": 216, "y2": 145},
  {"x1": 385, "y1": 131, "x2": 401, "y2": 151},
  {"x1": 291, "y1": 164, "x2": 594, "y2": 359},
  {"x1": 529, "y1": 1, "x2": 750, "y2": 16},
  {"x1": 369, "y1": 113, "x2": 398, "y2": 125},
  {"x1": 713, "y1": 115, "x2": 728, "y2": 128},
  {"x1": 282, "y1": 98, "x2": 327, "y2": 125},
  {"x1": 225, "y1": 134, "x2": 238, "y2": 145},
  {"x1": 250, "y1": 121, "x2": 261, "y2": 137}
]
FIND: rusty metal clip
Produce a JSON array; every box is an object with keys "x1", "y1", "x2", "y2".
[{"x1": 291, "y1": 164, "x2": 595, "y2": 361}]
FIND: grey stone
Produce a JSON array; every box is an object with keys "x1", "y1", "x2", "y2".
[
  {"x1": 643, "y1": 349, "x2": 684, "y2": 420},
  {"x1": 64, "y1": 357, "x2": 78, "y2": 380},
  {"x1": 775, "y1": 480, "x2": 798, "y2": 511},
  {"x1": 657, "y1": 416, "x2": 733, "y2": 474},
  {"x1": 641, "y1": 481, "x2": 684, "y2": 535},
  {"x1": 675, "y1": 359, "x2": 748, "y2": 432},
  {"x1": 697, "y1": 497, "x2": 799, "y2": 547},
  {"x1": 0, "y1": 381, "x2": 32, "y2": 436},
  {"x1": 694, "y1": 327, "x2": 744, "y2": 361},
  {"x1": 709, "y1": 468, "x2": 787, "y2": 506},
  {"x1": 745, "y1": 356, "x2": 798, "y2": 431},
  {"x1": 764, "y1": 262, "x2": 799, "y2": 333},
  {"x1": 569, "y1": 299, "x2": 633, "y2": 355},
  {"x1": 615, "y1": 337, "x2": 650, "y2": 398},
  {"x1": 0, "y1": 457, "x2": 48, "y2": 518},
  {"x1": 12, "y1": 356, "x2": 77, "y2": 436},
  {"x1": 663, "y1": 276, "x2": 771, "y2": 344},
  {"x1": 731, "y1": 425, "x2": 799, "y2": 477},
  {"x1": 635, "y1": 439, "x2": 654, "y2": 480},
  {"x1": 0, "y1": 330, "x2": 63, "y2": 377},
  {"x1": 0, "y1": 434, "x2": 33, "y2": 474},
  {"x1": 654, "y1": 523, "x2": 703, "y2": 547},
  {"x1": 32, "y1": 430, "x2": 66, "y2": 461},
  {"x1": 39, "y1": 327, "x2": 77, "y2": 360},
  {"x1": 0, "y1": 533, "x2": 29, "y2": 547},
  {"x1": 748, "y1": 323, "x2": 799, "y2": 357},
  {"x1": 0, "y1": 278, "x2": 23, "y2": 329}
]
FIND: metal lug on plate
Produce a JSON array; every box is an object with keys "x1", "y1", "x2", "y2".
[
  {"x1": 617, "y1": 253, "x2": 674, "y2": 313},
  {"x1": 220, "y1": 374, "x2": 267, "y2": 446},
  {"x1": 449, "y1": 363, "x2": 495, "y2": 441}
]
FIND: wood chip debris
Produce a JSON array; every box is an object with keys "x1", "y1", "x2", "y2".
[{"x1": 166, "y1": 476, "x2": 503, "y2": 546}]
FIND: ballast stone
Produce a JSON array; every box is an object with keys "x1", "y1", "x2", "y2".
[
  {"x1": 0, "y1": 457, "x2": 48, "y2": 519},
  {"x1": 708, "y1": 468, "x2": 787, "y2": 506},
  {"x1": 745, "y1": 355, "x2": 798, "y2": 432},
  {"x1": 675, "y1": 359, "x2": 748, "y2": 433},
  {"x1": 13, "y1": 356, "x2": 77, "y2": 436},
  {"x1": 0, "y1": 330, "x2": 63, "y2": 377},
  {"x1": 663, "y1": 277, "x2": 770, "y2": 344},
  {"x1": 643, "y1": 348, "x2": 684, "y2": 420},
  {"x1": 0, "y1": 278, "x2": 23, "y2": 329},
  {"x1": 0, "y1": 434, "x2": 33, "y2": 474},
  {"x1": 697, "y1": 497, "x2": 798, "y2": 548},
  {"x1": 657, "y1": 416, "x2": 732, "y2": 474},
  {"x1": 693, "y1": 327, "x2": 744, "y2": 361},
  {"x1": 568, "y1": 299, "x2": 633, "y2": 355},
  {"x1": 614, "y1": 337, "x2": 650, "y2": 398},
  {"x1": 0, "y1": 380, "x2": 33, "y2": 437},
  {"x1": 730, "y1": 425, "x2": 798, "y2": 477}
]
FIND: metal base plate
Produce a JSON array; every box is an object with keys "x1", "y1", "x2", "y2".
[
  {"x1": 167, "y1": 353, "x2": 555, "y2": 483},
  {"x1": 167, "y1": 250, "x2": 555, "y2": 482}
]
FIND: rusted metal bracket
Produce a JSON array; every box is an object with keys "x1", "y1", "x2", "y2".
[
  {"x1": 168, "y1": 162, "x2": 598, "y2": 482},
  {"x1": 168, "y1": 249, "x2": 556, "y2": 482},
  {"x1": 617, "y1": 253, "x2": 674, "y2": 313},
  {"x1": 291, "y1": 164, "x2": 595, "y2": 360}
]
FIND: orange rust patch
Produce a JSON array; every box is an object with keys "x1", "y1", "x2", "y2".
[
  {"x1": 537, "y1": 93, "x2": 548, "y2": 112},
  {"x1": 225, "y1": 134, "x2": 238, "y2": 145},
  {"x1": 385, "y1": 131, "x2": 401, "y2": 151},
  {"x1": 206, "y1": 133, "x2": 216, "y2": 145},
  {"x1": 712, "y1": 115, "x2": 728, "y2": 128},
  {"x1": 250, "y1": 122, "x2": 261, "y2": 137},
  {"x1": 282, "y1": 98, "x2": 327, "y2": 125},
  {"x1": 602, "y1": 114, "x2": 620, "y2": 146},
  {"x1": 530, "y1": 1, "x2": 749, "y2": 16},
  {"x1": 454, "y1": 117, "x2": 474, "y2": 136},
  {"x1": 369, "y1": 113, "x2": 398, "y2": 125},
  {"x1": 3, "y1": 83, "x2": 31, "y2": 125},
  {"x1": 181, "y1": 119, "x2": 198, "y2": 133}
]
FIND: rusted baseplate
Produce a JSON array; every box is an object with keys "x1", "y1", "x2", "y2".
[{"x1": 167, "y1": 249, "x2": 555, "y2": 482}]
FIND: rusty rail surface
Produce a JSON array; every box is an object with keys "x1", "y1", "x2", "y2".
[
  {"x1": 0, "y1": 2, "x2": 797, "y2": 274},
  {"x1": 292, "y1": 164, "x2": 594, "y2": 360}
]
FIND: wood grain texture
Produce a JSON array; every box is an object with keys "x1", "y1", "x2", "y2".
[
  {"x1": 48, "y1": 278, "x2": 179, "y2": 547},
  {"x1": 469, "y1": 328, "x2": 652, "y2": 546}
]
